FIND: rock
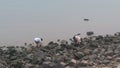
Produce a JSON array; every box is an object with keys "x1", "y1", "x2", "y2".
[
  {"x1": 82, "y1": 56, "x2": 89, "y2": 60},
  {"x1": 104, "y1": 50, "x2": 113, "y2": 56},
  {"x1": 2, "y1": 47, "x2": 8, "y2": 51},
  {"x1": 46, "y1": 44, "x2": 58, "y2": 49},
  {"x1": 43, "y1": 61, "x2": 51, "y2": 65},
  {"x1": 0, "y1": 63, "x2": 6, "y2": 68},
  {"x1": 65, "y1": 66, "x2": 72, "y2": 68},
  {"x1": 83, "y1": 49, "x2": 92, "y2": 55},
  {"x1": 89, "y1": 54, "x2": 97, "y2": 61},
  {"x1": 48, "y1": 41, "x2": 54, "y2": 45},
  {"x1": 92, "y1": 48, "x2": 99, "y2": 54},
  {"x1": 54, "y1": 63, "x2": 64, "y2": 68},
  {"x1": 79, "y1": 60, "x2": 89, "y2": 67},
  {"x1": 25, "y1": 63, "x2": 34, "y2": 68},
  {"x1": 102, "y1": 60, "x2": 110, "y2": 64},
  {"x1": 88, "y1": 61, "x2": 94, "y2": 66},
  {"x1": 10, "y1": 56, "x2": 17, "y2": 60},
  {"x1": 102, "y1": 67, "x2": 111, "y2": 68},
  {"x1": 100, "y1": 48, "x2": 106, "y2": 54},
  {"x1": 60, "y1": 62, "x2": 66, "y2": 66},
  {"x1": 74, "y1": 52, "x2": 84, "y2": 59},
  {"x1": 114, "y1": 32, "x2": 120, "y2": 36},
  {"x1": 42, "y1": 64, "x2": 52, "y2": 68},
  {"x1": 60, "y1": 40, "x2": 68, "y2": 45},
  {"x1": 26, "y1": 54, "x2": 33, "y2": 60},
  {"x1": 115, "y1": 57, "x2": 120, "y2": 62},
  {"x1": 106, "y1": 56, "x2": 113, "y2": 60},
  {"x1": 45, "y1": 57, "x2": 52, "y2": 61},
  {"x1": 114, "y1": 49, "x2": 120, "y2": 54},
  {"x1": 9, "y1": 60, "x2": 23, "y2": 68},
  {"x1": 71, "y1": 59, "x2": 77, "y2": 64},
  {"x1": 89, "y1": 42, "x2": 98, "y2": 48},
  {"x1": 49, "y1": 62, "x2": 56, "y2": 67},
  {"x1": 117, "y1": 64, "x2": 120, "y2": 68},
  {"x1": 66, "y1": 45, "x2": 76, "y2": 50}
]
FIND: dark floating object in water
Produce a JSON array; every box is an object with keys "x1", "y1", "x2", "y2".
[
  {"x1": 86, "y1": 31, "x2": 94, "y2": 36},
  {"x1": 84, "y1": 19, "x2": 89, "y2": 21}
]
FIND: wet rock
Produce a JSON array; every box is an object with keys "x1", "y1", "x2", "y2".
[
  {"x1": 74, "y1": 52, "x2": 84, "y2": 59},
  {"x1": 92, "y1": 48, "x2": 99, "y2": 54},
  {"x1": 2, "y1": 47, "x2": 8, "y2": 51},
  {"x1": 114, "y1": 49, "x2": 120, "y2": 54},
  {"x1": 100, "y1": 48, "x2": 106, "y2": 54},
  {"x1": 10, "y1": 60, "x2": 23, "y2": 68},
  {"x1": 114, "y1": 32, "x2": 120, "y2": 36},
  {"x1": 65, "y1": 45, "x2": 76, "y2": 50},
  {"x1": 88, "y1": 54, "x2": 98, "y2": 62},
  {"x1": 88, "y1": 61, "x2": 95, "y2": 66},
  {"x1": 89, "y1": 42, "x2": 99, "y2": 48},
  {"x1": 115, "y1": 57, "x2": 120, "y2": 62},
  {"x1": 42, "y1": 64, "x2": 52, "y2": 68},
  {"x1": 96, "y1": 35, "x2": 104, "y2": 40},
  {"x1": 102, "y1": 67, "x2": 112, "y2": 68},
  {"x1": 45, "y1": 43, "x2": 58, "y2": 50},
  {"x1": 0, "y1": 63, "x2": 6, "y2": 68},
  {"x1": 10, "y1": 56, "x2": 17, "y2": 60},
  {"x1": 45, "y1": 57, "x2": 52, "y2": 61},
  {"x1": 106, "y1": 56, "x2": 113, "y2": 60},
  {"x1": 60, "y1": 62, "x2": 66, "y2": 66},
  {"x1": 83, "y1": 49, "x2": 92, "y2": 55},
  {"x1": 102, "y1": 60, "x2": 110, "y2": 64},
  {"x1": 117, "y1": 64, "x2": 120, "y2": 68},
  {"x1": 79, "y1": 60, "x2": 89, "y2": 67},
  {"x1": 48, "y1": 41, "x2": 54, "y2": 45},
  {"x1": 54, "y1": 63, "x2": 64, "y2": 68},
  {"x1": 42, "y1": 62, "x2": 58, "y2": 68},
  {"x1": 25, "y1": 63, "x2": 34, "y2": 68},
  {"x1": 60, "y1": 40, "x2": 68, "y2": 45},
  {"x1": 70, "y1": 59, "x2": 77, "y2": 64},
  {"x1": 24, "y1": 54, "x2": 33, "y2": 63},
  {"x1": 104, "y1": 50, "x2": 113, "y2": 56}
]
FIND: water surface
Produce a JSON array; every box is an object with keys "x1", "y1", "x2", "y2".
[{"x1": 0, "y1": 0, "x2": 120, "y2": 46}]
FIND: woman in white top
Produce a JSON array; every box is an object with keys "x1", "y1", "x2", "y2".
[{"x1": 34, "y1": 37, "x2": 43, "y2": 47}]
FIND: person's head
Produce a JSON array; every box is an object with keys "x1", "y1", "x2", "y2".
[{"x1": 41, "y1": 38, "x2": 43, "y2": 41}]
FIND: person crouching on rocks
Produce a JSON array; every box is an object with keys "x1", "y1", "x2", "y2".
[
  {"x1": 34, "y1": 37, "x2": 43, "y2": 48},
  {"x1": 73, "y1": 33, "x2": 81, "y2": 45}
]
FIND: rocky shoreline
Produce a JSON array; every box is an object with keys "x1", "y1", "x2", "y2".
[{"x1": 0, "y1": 33, "x2": 120, "y2": 68}]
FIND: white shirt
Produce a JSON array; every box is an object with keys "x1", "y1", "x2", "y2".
[
  {"x1": 75, "y1": 35, "x2": 81, "y2": 40},
  {"x1": 74, "y1": 35, "x2": 81, "y2": 43},
  {"x1": 34, "y1": 37, "x2": 41, "y2": 43}
]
